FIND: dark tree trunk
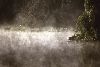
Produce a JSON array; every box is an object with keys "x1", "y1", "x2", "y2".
[{"x1": 94, "y1": 0, "x2": 100, "y2": 39}]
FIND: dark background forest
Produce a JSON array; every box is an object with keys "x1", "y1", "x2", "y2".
[
  {"x1": 0, "y1": 0, "x2": 100, "y2": 38},
  {"x1": 0, "y1": 0, "x2": 84, "y2": 28}
]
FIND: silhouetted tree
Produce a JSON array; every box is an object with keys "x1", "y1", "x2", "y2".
[{"x1": 70, "y1": 0, "x2": 98, "y2": 40}]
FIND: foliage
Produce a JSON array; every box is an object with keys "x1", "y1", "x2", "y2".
[{"x1": 70, "y1": 0, "x2": 97, "y2": 40}]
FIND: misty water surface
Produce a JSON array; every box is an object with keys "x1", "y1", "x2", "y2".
[
  {"x1": 0, "y1": 29, "x2": 100, "y2": 67},
  {"x1": 0, "y1": 0, "x2": 99, "y2": 67}
]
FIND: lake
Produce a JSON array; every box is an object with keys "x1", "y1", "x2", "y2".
[{"x1": 0, "y1": 30, "x2": 100, "y2": 67}]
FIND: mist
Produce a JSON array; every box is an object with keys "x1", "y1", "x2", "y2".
[
  {"x1": 0, "y1": 0, "x2": 84, "y2": 29},
  {"x1": 1, "y1": 1, "x2": 98, "y2": 67}
]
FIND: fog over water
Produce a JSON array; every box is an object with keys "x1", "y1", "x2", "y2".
[
  {"x1": 0, "y1": 30, "x2": 81, "y2": 67},
  {"x1": 0, "y1": 0, "x2": 100, "y2": 67},
  {"x1": 0, "y1": 30, "x2": 100, "y2": 67}
]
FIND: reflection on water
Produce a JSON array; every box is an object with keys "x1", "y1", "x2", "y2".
[
  {"x1": 0, "y1": 30, "x2": 100, "y2": 67},
  {"x1": 81, "y1": 41, "x2": 100, "y2": 67}
]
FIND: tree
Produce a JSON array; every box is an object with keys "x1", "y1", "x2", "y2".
[{"x1": 70, "y1": 0, "x2": 97, "y2": 40}]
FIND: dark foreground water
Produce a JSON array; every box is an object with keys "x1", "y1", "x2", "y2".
[{"x1": 0, "y1": 30, "x2": 100, "y2": 67}]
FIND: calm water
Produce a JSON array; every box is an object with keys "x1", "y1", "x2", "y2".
[{"x1": 0, "y1": 30, "x2": 100, "y2": 67}]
